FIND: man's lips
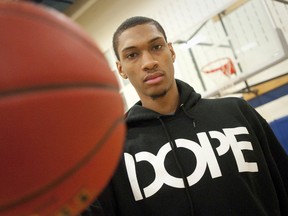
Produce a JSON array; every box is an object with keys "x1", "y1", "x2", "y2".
[{"x1": 144, "y1": 72, "x2": 164, "y2": 83}]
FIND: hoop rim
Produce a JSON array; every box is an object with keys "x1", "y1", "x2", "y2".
[{"x1": 201, "y1": 57, "x2": 235, "y2": 75}]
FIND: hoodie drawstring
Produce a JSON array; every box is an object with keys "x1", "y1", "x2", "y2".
[
  {"x1": 158, "y1": 116, "x2": 195, "y2": 216},
  {"x1": 180, "y1": 103, "x2": 196, "y2": 128}
]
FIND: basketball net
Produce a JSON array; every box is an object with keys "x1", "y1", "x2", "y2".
[{"x1": 201, "y1": 57, "x2": 236, "y2": 96}]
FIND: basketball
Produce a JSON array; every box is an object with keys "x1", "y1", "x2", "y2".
[{"x1": 0, "y1": 1, "x2": 125, "y2": 215}]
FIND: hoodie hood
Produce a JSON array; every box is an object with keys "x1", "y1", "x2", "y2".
[{"x1": 125, "y1": 79, "x2": 201, "y2": 123}]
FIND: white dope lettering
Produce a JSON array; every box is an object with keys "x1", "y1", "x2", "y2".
[
  {"x1": 124, "y1": 127, "x2": 258, "y2": 201},
  {"x1": 224, "y1": 127, "x2": 258, "y2": 172}
]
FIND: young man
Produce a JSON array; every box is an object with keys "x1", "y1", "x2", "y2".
[{"x1": 82, "y1": 16, "x2": 288, "y2": 216}]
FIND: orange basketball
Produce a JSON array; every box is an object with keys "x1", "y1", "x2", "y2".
[{"x1": 0, "y1": 1, "x2": 125, "y2": 215}]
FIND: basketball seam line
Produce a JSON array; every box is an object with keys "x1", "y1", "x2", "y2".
[{"x1": 0, "y1": 83, "x2": 119, "y2": 98}]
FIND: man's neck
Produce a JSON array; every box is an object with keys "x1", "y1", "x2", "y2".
[{"x1": 141, "y1": 83, "x2": 180, "y2": 115}]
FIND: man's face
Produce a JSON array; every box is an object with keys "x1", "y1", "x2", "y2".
[{"x1": 116, "y1": 23, "x2": 176, "y2": 100}]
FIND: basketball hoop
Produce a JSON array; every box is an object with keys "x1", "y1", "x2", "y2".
[
  {"x1": 201, "y1": 58, "x2": 237, "y2": 96},
  {"x1": 201, "y1": 57, "x2": 236, "y2": 76}
]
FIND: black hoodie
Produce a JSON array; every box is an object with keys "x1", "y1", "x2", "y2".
[{"x1": 87, "y1": 79, "x2": 288, "y2": 216}]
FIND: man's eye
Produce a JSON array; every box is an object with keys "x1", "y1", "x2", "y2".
[
  {"x1": 153, "y1": 45, "x2": 162, "y2": 50},
  {"x1": 126, "y1": 53, "x2": 138, "y2": 59}
]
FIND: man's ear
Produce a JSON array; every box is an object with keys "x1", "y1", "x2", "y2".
[
  {"x1": 116, "y1": 61, "x2": 128, "y2": 79},
  {"x1": 168, "y1": 42, "x2": 176, "y2": 62}
]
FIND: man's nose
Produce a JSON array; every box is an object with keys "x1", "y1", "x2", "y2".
[{"x1": 141, "y1": 52, "x2": 158, "y2": 71}]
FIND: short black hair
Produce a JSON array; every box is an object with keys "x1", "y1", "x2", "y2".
[{"x1": 112, "y1": 16, "x2": 167, "y2": 60}]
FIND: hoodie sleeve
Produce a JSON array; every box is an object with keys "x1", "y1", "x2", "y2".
[
  {"x1": 257, "y1": 113, "x2": 288, "y2": 216},
  {"x1": 243, "y1": 99, "x2": 288, "y2": 194},
  {"x1": 257, "y1": 113, "x2": 288, "y2": 193}
]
